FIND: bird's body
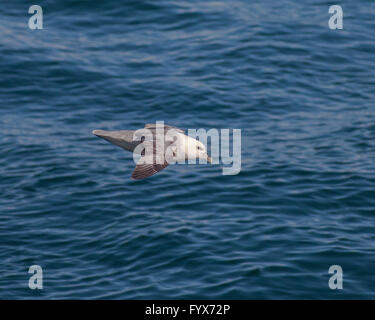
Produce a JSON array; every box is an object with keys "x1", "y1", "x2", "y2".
[{"x1": 93, "y1": 124, "x2": 211, "y2": 180}]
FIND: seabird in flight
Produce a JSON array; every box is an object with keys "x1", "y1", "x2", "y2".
[{"x1": 93, "y1": 123, "x2": 211, "y2": 180}]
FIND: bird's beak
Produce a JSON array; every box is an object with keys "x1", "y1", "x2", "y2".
[{"x1": 207, "y1": 156, "x2": 212, "y2": 163}]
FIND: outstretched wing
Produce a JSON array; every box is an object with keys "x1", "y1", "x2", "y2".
[
  {"x1": 131, "y1": 127, "x2": 171, "y2": 180},
  {"x1": 131, "y1": 161, "x2": 169, "y2": 180}
]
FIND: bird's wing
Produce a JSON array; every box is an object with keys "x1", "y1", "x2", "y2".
[
  {"x1": 131, "y1": 161, "x2": 169, "y2": 180},
  {"x1": 131, "y1": 130, "x2": 170, "y2": 180}
]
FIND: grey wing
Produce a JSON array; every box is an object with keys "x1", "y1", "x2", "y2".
[
  {"x1": 131, "y1": 161, "x2": 169, "y2": 180},
  {"x1": 92, "y1": 130, "x2": 139, "y2": 153},
  {"x1": 131, "y1": 131, "x2": 171, "y2": 179}
]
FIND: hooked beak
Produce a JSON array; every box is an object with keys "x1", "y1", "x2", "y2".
[{"x1": 207, "y1": 156, "x2": 212, "y2": 163}]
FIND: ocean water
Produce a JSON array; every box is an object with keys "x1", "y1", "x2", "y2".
[{"x1": 1, "y1": 0, "x2": 374, "y2": 299}]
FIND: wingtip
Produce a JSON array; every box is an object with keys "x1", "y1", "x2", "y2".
[{"x1": 92, "y1": 129, "x2": 105, "y2": 136}]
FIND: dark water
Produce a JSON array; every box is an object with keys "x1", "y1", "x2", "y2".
[{"x1": 1, "y1": 1, "x2": 375, "y2": 299}]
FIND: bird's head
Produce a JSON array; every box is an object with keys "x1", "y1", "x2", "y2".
[{"x1": 184, "y1": 136, "x2": 212, "y2": 163}]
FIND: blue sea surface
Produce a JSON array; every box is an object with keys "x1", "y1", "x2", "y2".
[{"x1": 1, "y1": 1, "x2": 374, "y2": 299}]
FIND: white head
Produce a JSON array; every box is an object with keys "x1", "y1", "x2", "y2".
[{"x1": 180, "y1": 134, "x2": 212, "y2": 163}]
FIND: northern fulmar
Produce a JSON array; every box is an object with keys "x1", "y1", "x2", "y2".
[{"x1": 93, "y1": 123, "x2": 211, "y2": 180}]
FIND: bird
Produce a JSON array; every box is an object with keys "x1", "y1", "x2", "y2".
[{"x1": 93, "y1": 123, "x2": 211, "y2": 180}]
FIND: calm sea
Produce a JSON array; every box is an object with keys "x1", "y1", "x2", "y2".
[{"x1": 0, "y1": 0, "x2": 374, "y2": 299}]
